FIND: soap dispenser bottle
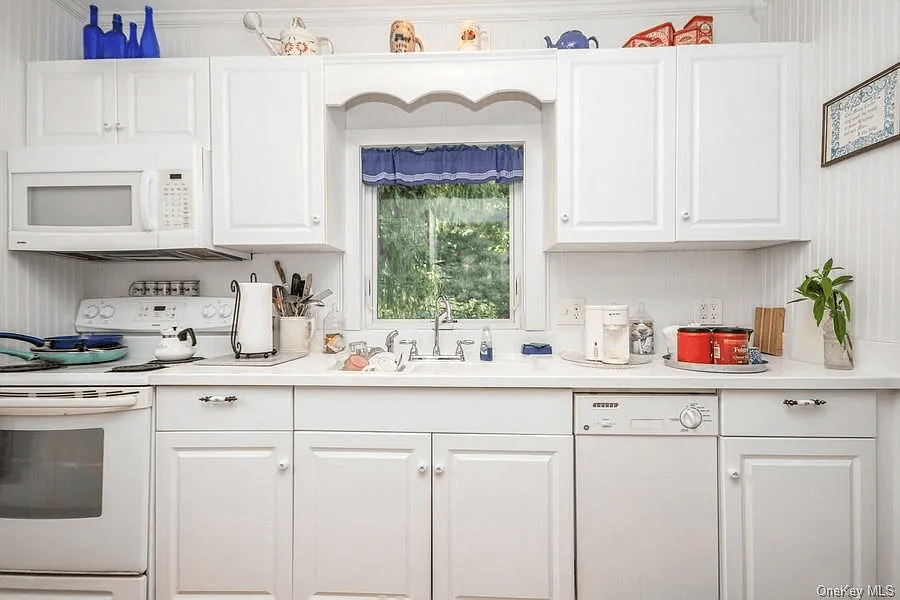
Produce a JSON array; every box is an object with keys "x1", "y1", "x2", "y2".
[{"x1": 479, "y1": 326, "x2": 493, "y2": 361}]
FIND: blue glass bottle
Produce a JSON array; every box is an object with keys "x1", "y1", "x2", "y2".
[
  {"x1": 83, "y1": 5, "x2": 103, "y2": 59},
  {"x1": 125, "y1": 22, "x2": 142, "y2": 58},
  {"x1": 139, "y1": 5, "x2": 160, "y2": 58},
  {"x1": 102, "y1": 13, "x2": 126, "y2": 59}
]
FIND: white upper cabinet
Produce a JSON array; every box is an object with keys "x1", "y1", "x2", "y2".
[
  {"x1": 27, "y1": 59, "x2": 210, "y2": 147},
  {"x1": 676, "y1": 43, "x2": 800, "y2": 242},
  {"x1": 211, "y1": 56, "x2": 335, "y2": 250},
  {"x1": 552, "y1": 48, "x2": 676, "y2": 246},
  {"x1": 549, "y1": 42, "x2": 800, "y2": 249}
]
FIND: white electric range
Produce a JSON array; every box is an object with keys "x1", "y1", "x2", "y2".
[{"x1": 0, "y1": 296, "x2": 237, "y2": 386}]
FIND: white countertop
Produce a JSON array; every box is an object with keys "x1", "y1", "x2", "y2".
[
  {"x1": 145, "y1": 352, "x2": 900, "y2": 390},
  {"x1": 1, "y1": 349, "x2": 896, "y2": 390}
]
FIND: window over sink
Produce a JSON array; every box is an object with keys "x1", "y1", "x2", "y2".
[
  {"x1": 361, "y1": 144, "x2": 523, "y2": 326},
  {"x1": 341, "y1": 121, "x2": 545, "y2": 332}
]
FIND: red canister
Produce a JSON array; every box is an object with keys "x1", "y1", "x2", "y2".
[
  {"x1": 677, "y1": 327, "x2": 713, "y2": 363},
  {"x1": 712, "y1": 328, "x2": 752, "y2": 365}
]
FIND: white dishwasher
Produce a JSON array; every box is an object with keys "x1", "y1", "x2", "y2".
[{"x1": 575, "y1": 393, "x2": 719, "y2": 600}]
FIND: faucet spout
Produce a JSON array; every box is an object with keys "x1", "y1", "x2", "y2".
[{"x1": 432, "y1": 296, "x2": 456, "y2": 356}]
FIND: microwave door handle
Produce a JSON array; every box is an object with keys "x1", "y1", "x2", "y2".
[{"x1": 139, "y1": 170, "x2": 159, "y2": 231}]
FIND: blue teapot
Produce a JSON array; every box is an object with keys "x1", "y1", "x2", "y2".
[{"x1": 545, "y1": 30, "x2": 599, "y2": 49}]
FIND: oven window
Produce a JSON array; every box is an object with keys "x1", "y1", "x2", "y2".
[{"x1": 0, "y1": 428, "x2": 103, "y2": 519}]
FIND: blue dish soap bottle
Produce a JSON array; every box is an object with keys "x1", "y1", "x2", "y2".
[
  {"x1": 480, "y1": 326, "x2": 493, "y2": 361},
  {"x1": 125, "y1": 22, "x2": 142, "y2": 58},
  {"x1": 139, "y1": 5, "x2": 160, "y2": 58},
  {"x1": 103, "y1": 14, "x2": 126, "y2": 59},
  {"x1": 83, "y1": 5, "x2": 103, "y2": 59}
]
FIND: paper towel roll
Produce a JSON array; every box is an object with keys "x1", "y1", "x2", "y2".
[{"x1": 235, "y1": 281, "x2": 273, "y2": 354}]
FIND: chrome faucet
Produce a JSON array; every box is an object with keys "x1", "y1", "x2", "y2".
[
  {"x1": 385, "y1": 329, "x2": 399, "y2": 353},
  {"x1": 432, "y1": 296, "x2": 457, "y2": 356}
]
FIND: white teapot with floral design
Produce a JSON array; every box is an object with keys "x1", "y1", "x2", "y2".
[{"x1": 280, "y1": 17, "x2": 334, "y2": 56}]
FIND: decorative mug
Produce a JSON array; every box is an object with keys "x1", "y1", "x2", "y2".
[
  {"x1": 458, "y1": 20, "x2": 490, "y2": 51},
  {"x1": 390, "y1": 19, "x2": 424, "y2": 53}
]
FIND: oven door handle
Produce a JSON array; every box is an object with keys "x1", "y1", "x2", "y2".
[{"x1": 0, "y1": 395, "x2": 143, "y2": 415}]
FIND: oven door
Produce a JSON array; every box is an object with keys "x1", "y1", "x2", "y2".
[{"x1": 0, "y1": 388, "x2": 151, "y2": 574}]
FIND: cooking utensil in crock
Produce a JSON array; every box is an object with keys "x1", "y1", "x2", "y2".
[
  {"x1": 0, "y1": 331, "x2": 123, "y2": 350},
  {"x1": 0, "y1": 344, "x2": 129, "y2": 364}
]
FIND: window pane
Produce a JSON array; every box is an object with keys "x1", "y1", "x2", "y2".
[{"x1": 377, "y1": 182, "x2": 510, "y2": 320}]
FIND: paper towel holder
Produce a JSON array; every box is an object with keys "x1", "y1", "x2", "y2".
[{"x1": 230, "y1": 274, "x2": 277, "y2": 359}]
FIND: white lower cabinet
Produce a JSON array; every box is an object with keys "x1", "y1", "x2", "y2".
[
  {"x1": 293, "y1": 388, "x2": 574, "y2": 600},
  {"x1": 719, "y1": 390, "x2": 877, "y2": 600},
  {"x1": 155, "y1": 387, "x2": 294, "y2": 600}
]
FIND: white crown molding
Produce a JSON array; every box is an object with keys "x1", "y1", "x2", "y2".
[
  {"x1": 106, "y1": 1, "x2": 757, "y2": 30},
  {"x1": 50, "y1": 0, "x2": 88, "y2": 20}
]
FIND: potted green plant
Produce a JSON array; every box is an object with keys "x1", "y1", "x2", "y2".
[{"x1": 788, "y1": 258, "x2": 854, "y2": 369}]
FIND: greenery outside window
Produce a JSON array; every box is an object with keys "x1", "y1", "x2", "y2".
[
  {"x1": 363, "y1": 145, "x2": 523, "y2": 327},
  {"x1": 375, "y1": 182, "x2": 511, "y2": 320}
]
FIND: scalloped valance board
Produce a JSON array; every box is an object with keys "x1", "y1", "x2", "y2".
[{"x1": 324, "y1": 50, "x2": 557, "y2": 106}]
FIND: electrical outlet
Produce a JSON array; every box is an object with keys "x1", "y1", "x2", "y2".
[
  {"x1": 693, "y1": 298, "x2": 723, "y2": 325},
  {"x1": 558, "y1": 297, "x2": 585, "y2": 325},
  {"x1": 705, "y1": 298, "x2": 723, "y2": 325}
]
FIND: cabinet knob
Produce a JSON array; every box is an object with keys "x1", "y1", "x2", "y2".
[
  {"x1": 311, "y1": 215, "x2": 321, "y2": 225},
  {"x1": 560, "y1": 213, "x2": 569, "y2": 223},
  {"x1": 433, "y1": 463, "x2": 445, "y2": 475},
  {"x1": 278, "y1": 459, "x2": 290, "y2": 471},
  {"x1": 115, "y1": 122, "x2": 124, "y2": 131},
  {"x1": 417, "y1": 462, "x2": 428, "y2": 473},
  {"x1": 729, "y1": 469, "x2": 740, "y2": 480},
  {"x1": 103, "y1": 122, "x2": 112, "y2": 131},
  {"x1": 680, "y1": 210, "x2": 690, "y2": 220}
]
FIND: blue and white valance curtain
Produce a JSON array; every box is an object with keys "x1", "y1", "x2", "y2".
[{"x1": 361, "y1": 144, "x2": 523, "y2": 186}]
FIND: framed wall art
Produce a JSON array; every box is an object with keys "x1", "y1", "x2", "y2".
[{"x1": 821, "y1": 61, "x2": 900, "y2": 167}]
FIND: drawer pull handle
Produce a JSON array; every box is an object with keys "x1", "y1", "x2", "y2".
[
  {"x1": 783, "y1": 398, "x2": 827, "y2": 407},
  {"x1": 199, "y1": 395, "x2": 238, "y2": 403}
]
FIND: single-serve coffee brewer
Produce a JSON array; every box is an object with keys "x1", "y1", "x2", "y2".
[{"x1": 583, "y1": 304, "x2": 631, "y2": 364}]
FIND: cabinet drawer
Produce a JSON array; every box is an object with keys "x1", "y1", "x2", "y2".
[
  {"x1": 720, "y1": 389, "x2": 875, "y2": 438},
  {"x1": 156, "y1": 386, "x2": 292, "y2": 431}
]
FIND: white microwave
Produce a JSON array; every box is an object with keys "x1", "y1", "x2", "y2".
[{"x1": 7, "y1": 145, "x2": 247, "y2": 261}]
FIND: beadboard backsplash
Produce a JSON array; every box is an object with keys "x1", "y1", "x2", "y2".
[
  {"x1": 0, "y1": 0, "x2": 89, "y2": 337},
  {"x1": 761, "y1": 0, "x2": 900, "y2": 346},
  {"x1": 4, "y1": 1, "x2": 898, "y2": 349}
]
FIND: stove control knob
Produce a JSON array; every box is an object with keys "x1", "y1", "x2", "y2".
[
  {"x1": 679, "y1": 407, "x2": 703, "y2": 429},
  {"x1": 83, "y1": 304, "x2": 100, "y2": 319},
  {"x1": 202, "y1": 304, "x2": 216, "y2": 319},
  {"x1": 219, "y1": 304, "x2": 233, "y2": 319},
  {"x1": 99, "y1": 304, "x2": 115, "y2": 319}
]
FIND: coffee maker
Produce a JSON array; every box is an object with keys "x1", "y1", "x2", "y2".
[{"x1": 583, "y1": 304, "x2": 631, "y2": 364}]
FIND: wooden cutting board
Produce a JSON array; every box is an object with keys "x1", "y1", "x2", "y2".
[{"x1": 753, "y1": 307, "x2": 785, "y2": 356}]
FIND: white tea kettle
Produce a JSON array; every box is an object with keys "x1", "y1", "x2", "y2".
[{"x1": 154, "y1": 327, "x2": 197, "y2": 362}]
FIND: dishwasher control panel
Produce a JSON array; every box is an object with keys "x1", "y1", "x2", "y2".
[{"x1": 575, "y1": 394, "x2": 718, "y2": 435}]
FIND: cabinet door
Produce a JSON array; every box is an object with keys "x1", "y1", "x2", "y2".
[
  {"x1": 156, "y1": 431, "x2": 293, "y2": 600},
  {"x1": 676, "y1": 43, "x2": 800, "y2": 241},
  {"x1": 294, "y1": 432, "x2": 431, "y2": 600},
  {"x1": 432, "y1": 434, "x2": 575, "y2": 600},
  {"x1": 211, "y1": 57, "x2": 326, "y2": 248},
  {"x1": 116, "y1": 58, "x2": 210, "y2": 146},
  {"x1": 554, "y1": 49, "x2": 676, "y2": 246},
  {"x1": 27, "y1": 61, "x2": 116, "y2": 146},
  {"x1": 720, "y1": 437, "x2": 876, "y2": 600}
]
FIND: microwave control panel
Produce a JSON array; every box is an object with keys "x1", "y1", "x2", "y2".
[{"x1": 160, "y1": 170, "x2": 193, "y2": 230}]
